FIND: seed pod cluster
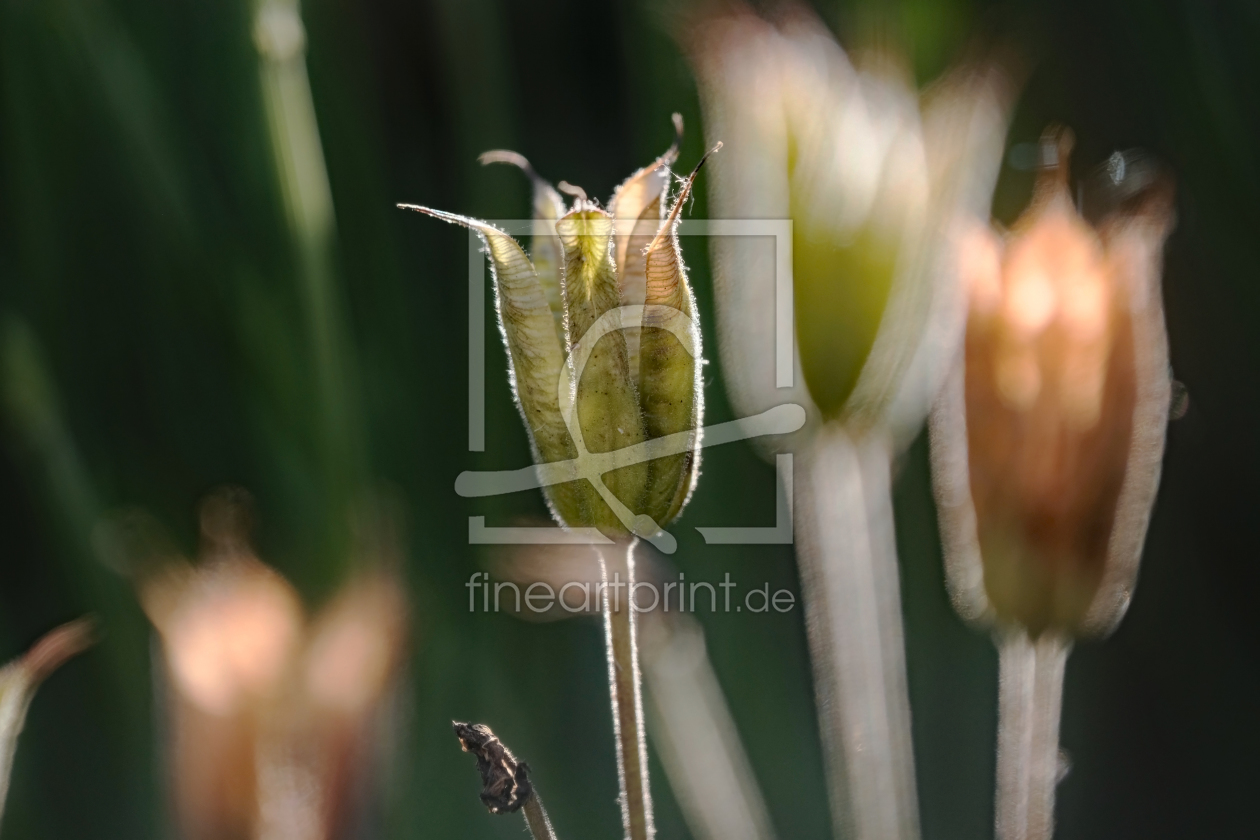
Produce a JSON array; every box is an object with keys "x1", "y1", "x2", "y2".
[{"x1": 404, "y1": 122, "x2": 713, "y2": 544}]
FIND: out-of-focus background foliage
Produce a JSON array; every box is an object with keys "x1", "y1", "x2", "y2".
[{"x1": 1, "y1": 0, "x2": 1257, "y2": 837}]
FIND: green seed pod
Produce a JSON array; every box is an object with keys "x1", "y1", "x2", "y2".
[
  {"x1": 403, "y1": 124, "x2": 713, "y2": 545},
  {"x1": 784, "y1": 54, "x2": 930, "y2": 419},
  {"x1": 691, "y1": 10, "x2": 1010, "y2": 445},
  {"x1": 556, "y1": 207, "x2": 648, "y2": 537}
]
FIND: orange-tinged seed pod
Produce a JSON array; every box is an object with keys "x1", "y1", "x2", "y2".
[{"x1": 932, "y1": 127, "x2": 1175, "y2": 637}]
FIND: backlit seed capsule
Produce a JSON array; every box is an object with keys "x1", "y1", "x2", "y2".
[
  {"x1": 639, "y1": 161, "x2": 708, "y2": 525},
  {"x1": 931, "y1": 128, "x2": 1175, "y2": 636},
  {"x1": 610, "y1": 114, "x2": 682, "y2": 381},
  {"x1": 555, "y1": 205, "x2": 649, "y2": 535},
  {"x1": 402, "y1": 125, "x2": 713, "y2": 544}
]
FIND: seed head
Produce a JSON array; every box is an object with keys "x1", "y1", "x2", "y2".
[
  {"x1": 403, "y1": 121, "x2": 714, "y2": 548},
  {"x1": 932, "y1": 127, "x2": 1175, "y2": 636}
]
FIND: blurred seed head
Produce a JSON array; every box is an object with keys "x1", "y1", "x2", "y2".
[
  {"x1": 688, "y1": 3, "x2": 1012, "y2": 449},
  {"x1": 303, "y1": 576, "x2": 406, "y2": 715},
  {"x1": 932, "y1": 127, "x2": 1175, "y2": 636},
  {"x1": 160, "y1": 560, "x2": 302, "y2": 717},
  {"x1": 117, "y1": 487, "x2": 409, "y2": 840}
]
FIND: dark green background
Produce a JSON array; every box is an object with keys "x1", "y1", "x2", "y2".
[{"x1": 1, "y1": 0, "x2": 1257, "y2": 837}]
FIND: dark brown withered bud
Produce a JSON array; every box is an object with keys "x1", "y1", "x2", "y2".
[
  {"x1": 931, "y1": 126, "x2": 1174, "y2": 637},
  {"x1": 452, "y1": 722, "x2": 535, "y2": 814}
]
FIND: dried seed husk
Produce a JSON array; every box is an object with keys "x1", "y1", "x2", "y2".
[
  {"x1": 638, "y1": 153, "x2": 713, "y2": 525},
  {"x1": 1079, "y1": 170, "x2": 1173, "y2": 636},
  {"x1": 966, "y1": 152, "x2": 1122, "y2": 633},
  {"x1": 611, "y1": 116, "x2": 682, "y2": 383},
  {"x1": 453, "y1": 722, "x2": 535, "y2": 815},
  {"x1": 931, "y1": 131, "x2": 1174, "y2": 637}
]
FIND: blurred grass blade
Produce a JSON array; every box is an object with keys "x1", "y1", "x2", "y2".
[
  {"x1": 0, "y1": 317, "x2": 149, "y2": 695},
  {"x1": 1, "y1": 317, "x2": 98, "y2": 540},
  {"x1": 253, "y1": 0, "x2": 366, "y2": 519},
  {"x1": 49, "y1": 0, "x2": 195, "y2": 238},
  {"x1": 640, "y1": 612, "x2": 777, "y2": 840}
]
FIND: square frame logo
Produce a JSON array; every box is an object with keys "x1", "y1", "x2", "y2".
[{"x1": 460, "y1": 219, "x2": 799, "y2": 552}]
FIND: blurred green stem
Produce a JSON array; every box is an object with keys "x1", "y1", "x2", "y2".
[
  {"x1": 995, "y1": 630, "x2": 1070, "y2": 840},
  {"x1": 599, "y1": 540, "x2": 654, "y2": 840},
  {"x1": 796, "y1": 426, "x2": 920, "y2": 840},
  {"x1": 1, "y1": 319, "x2": 97, "y2": 544}
]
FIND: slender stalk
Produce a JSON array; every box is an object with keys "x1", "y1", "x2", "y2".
[
  {"x1": 598, "y1": 540, "x2": 654, "y2": 840},
  {"x1": 795, "y1": 425, "x2": 920, "y2": 840},
  {"x1": 995, "y1": 630, "x2": 1070, "y2": 840},
  {"x1": 523, "y1": 794, "x2": 559, "y2": 840}
]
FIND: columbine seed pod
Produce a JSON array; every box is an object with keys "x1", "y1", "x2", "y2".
[
  {"x1": 409, "y1": 203, "x2": 589, "y2": 529},
  {"x1": 556, "y1": 203, "x2": 650, "y2": 535},
  {"x1": 611, "y1": 113, "x2": 682, "y2": 380},
  {"x1": 931, "y1": 127, "x2": 1175, "y2": 637},
  {"x1": 405, "y1": 125, "x2": 713, "y2": 548},
  {"x1": 639, "y1": 173, "x2": 705, "y2": 526}
]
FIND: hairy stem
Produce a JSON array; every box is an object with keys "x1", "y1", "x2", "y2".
[
  {"x1": 599, "y1": 540, "x2": 654, "y2": 840},
  {"x1": 995, "y1": 630, "x2": 1070, "y2": 840},
  {"x1": 523, "y1": 794, "x2": 559, "y2": 840},
  {"x1": 795, "y1": 426, "x2": 920, "y2": 840}
]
